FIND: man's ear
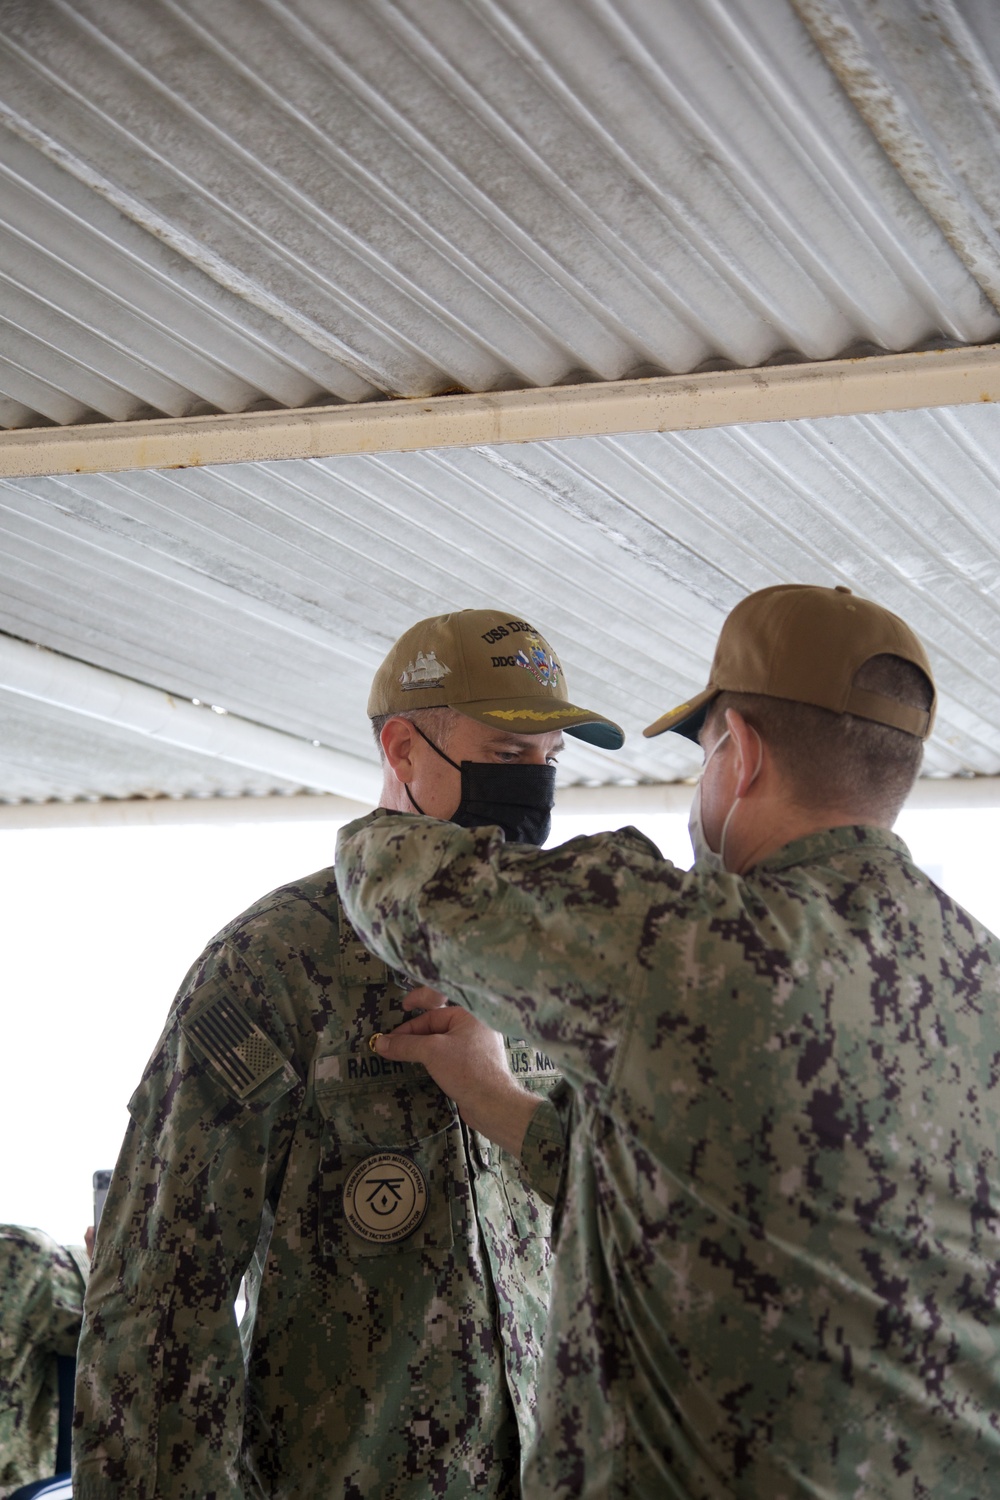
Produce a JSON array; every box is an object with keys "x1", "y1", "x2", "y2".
[
  {"x1": 724, "y1": 708, "x2": 765, "y2": 797},
  {"x1": 380, "y1": 717, "x2": 416, "y2": 785}
]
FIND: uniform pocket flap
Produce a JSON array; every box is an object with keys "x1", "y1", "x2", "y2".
[{"x1": 314, "y1": 1054, "x2": 457, "y2": 1149}]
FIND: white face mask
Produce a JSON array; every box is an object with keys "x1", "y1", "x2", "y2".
[{"x1": 687, "y1": 727, "x2": 762, "y2": 873}]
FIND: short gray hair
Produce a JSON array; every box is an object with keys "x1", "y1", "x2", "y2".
[{"x1": 370, "y1": 706, "x2": 462, "y2": 762}]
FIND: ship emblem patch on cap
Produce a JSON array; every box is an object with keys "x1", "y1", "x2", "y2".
[
  {"x1": 399, "y1": 650, "x2": 451, "y2": 692},
  {"x1": 513, "y1": 632, "x2": 561, "y2": 688},
  {"x1": 343, "y1": 1152, "x2": 428, "y2": 1244}
]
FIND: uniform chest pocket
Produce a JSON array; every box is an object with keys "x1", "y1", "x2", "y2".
[{"x1": 314, "y1": 1058, "x2": 458, "y2": 1260}]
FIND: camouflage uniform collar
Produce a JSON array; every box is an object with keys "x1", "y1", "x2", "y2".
[{"x1": 754, "y1": 823, "x2": 912, "y2": 876}]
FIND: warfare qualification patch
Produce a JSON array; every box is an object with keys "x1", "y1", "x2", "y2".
[{"x1": 343, "y1": 1152, "x2": 428, "y2": 1245}]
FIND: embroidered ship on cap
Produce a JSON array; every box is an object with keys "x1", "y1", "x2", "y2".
[{"x1": 399, "y1": 650, "x2": 451, "y2": 691}]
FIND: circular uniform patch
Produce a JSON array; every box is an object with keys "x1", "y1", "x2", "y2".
[{"x1": 343, "y1": 1152, "x2": 428, "y2": 1245}]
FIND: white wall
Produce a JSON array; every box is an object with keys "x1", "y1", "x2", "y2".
[{"x1": 2, "y1": 799, "x2": 998, "y2": 1248}]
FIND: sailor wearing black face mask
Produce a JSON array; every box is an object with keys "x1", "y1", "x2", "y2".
[
  {"x1": 369, "y1": 608, "x2": 623, "y2": 847},
  {"x1": 404, "y1": 720, "x2": 556, "y2": 846},
  {"x1": 78, "y1": 605, "x2": 623, "y2": 1500}
]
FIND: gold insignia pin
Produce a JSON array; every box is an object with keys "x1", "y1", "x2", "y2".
[{"x1": 368, "y1": 1032, "x2": 383, "y2": 1053}]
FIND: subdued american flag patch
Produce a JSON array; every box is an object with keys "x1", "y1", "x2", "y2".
[{"x1": 184, "y1": 993, "x2": 287, "y2": 1100}]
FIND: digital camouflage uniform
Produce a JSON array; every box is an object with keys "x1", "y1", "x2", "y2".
[
  {"x1": 1, "y1": 1226, "x2": 88, "y2": 1497},
  {"x1": 74, "y1": 867, "x2": 564, "y2": 1499},
  {"x1": 336, "y1": 811, "x2": 1000, "y2": 1499}
]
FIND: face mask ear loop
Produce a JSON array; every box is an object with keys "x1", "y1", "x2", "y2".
[
  {"x1": 405, "y1": 718, "x2": 461, "y2": 815},
  {"x1": 700, "y1": 730, "x2": 730, "y2": 784},
  {"x1": 405, "y1": 784, "x2": 427, "y2": 815},
  {"x1": 408, "y1": 719, "x2": 461, "y2": 771},
  {"x1": 718, "y1": 726, "x2": 763, "y2": 872}
]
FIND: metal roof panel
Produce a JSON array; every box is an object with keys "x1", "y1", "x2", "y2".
[
  {"x1": 2, "y1": 0, "x2": 999, "y2": 427},
  {"x1": 1, "y1": 401, "x2": 999, "y2": 801},
  {"x1": 0, "y1": 686, "x2": 311, "y2": 803}
]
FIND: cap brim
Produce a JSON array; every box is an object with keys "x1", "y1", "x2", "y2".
[
  {"x1": 642, "y1": 686, "x2": 717, "y2": 741},
  {"x1": 563, "y1": 717, "x2": 625, "y2": 750},
  {"x1": 461, "y1": 696, "x2": 624, "y2": 750}
]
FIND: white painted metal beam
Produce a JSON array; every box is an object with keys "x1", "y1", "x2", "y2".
[
  {"x1": 466, "y1": 775, "x2": 1000, "y2": 814},
  {"x1": 554, "y1": 777, "x2": 1000, "y2": 815},
  {"x1": 2, "y1": 346, "x2": 999, "y2": 479},
  {"x1": 0, "y1": 635, "x2": 383, "y2": 803},
  {"x1": 2, "y1": 773, "x2": 996, "y2": 830}
]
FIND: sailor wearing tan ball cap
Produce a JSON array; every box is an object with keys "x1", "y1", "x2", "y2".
[
  {"x1": 337, "y1": 582, "x2": 1000, "y2": 1500},
  {"x1": 645, "y1": 581, "x2": 935, "y2": 741},
  {"x1": 74, "y1": 604, "x2": 621, "y2": 1500},
  {"x1": 644, "y1": 582, "x2": 936, "y2": 876},
  {"x1": 369, "y1": 607, "x2": 622, "y2": 847}
]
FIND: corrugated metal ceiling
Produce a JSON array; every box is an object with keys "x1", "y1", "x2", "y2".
[
  {"x1": 2, "y1": 0, "x2": 999, "y2": 428},
  {"x1": 1, "y1": 0, "x2": 1000, "y2": 804},
  {"x1": 3, "y1": 401, "x2": 999, "y2": 801},
  {"x1": 0, "y1": 686, "x2": 317, "y2": 802},
  {"x1": 0, "y1": 127, "x2": 369, "y2": 429},
  {"x1": 791, "y1": 0, "x2": 1000, "y2": 310}
]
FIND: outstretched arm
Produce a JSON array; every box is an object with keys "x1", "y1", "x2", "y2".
[{"x1": 336, "y1": 811, "x2": 665, "y2": 1092}]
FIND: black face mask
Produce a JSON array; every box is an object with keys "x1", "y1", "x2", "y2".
[{"x1": 406, "y1": 724, "x2": 556, "y2": 846}]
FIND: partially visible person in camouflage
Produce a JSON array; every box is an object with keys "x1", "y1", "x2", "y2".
[
  {"x1": 1, "y1": 1226, "x2": 88, "y2": 1497},
  {"x1": 73, "y1": 608, "x2": 623, "y2": 1499},
  {"x1": 337, "y1": 584, "x2": 1000, "y2": 1499}
]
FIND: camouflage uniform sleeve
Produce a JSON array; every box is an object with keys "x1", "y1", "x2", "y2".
[
  {"x1": 0, "y1": 1228, "x2": 87, "y2": 1356},
  {"x1": 49, "y1": 1245, "x2": 88, "y2": 1358},
  {"x1": 518, "y1": 1083, "x2": 570, "y2": 1208},
  {"x1": 1, "y1": 1228, "x2": 88, "y2": 1494},
  {"x1": 336, "y1": 810, "x2": 659, "y2": 1094},
  {"x1": 74, "y1": 944, "x2": 303, "y2": 1500}
]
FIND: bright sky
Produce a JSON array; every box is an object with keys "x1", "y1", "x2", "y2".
[{"x1": 2, "y1": 802, "x2": 998, "y2": 1248}]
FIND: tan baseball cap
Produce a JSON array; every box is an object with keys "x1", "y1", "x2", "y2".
[
  {"x1": 369, "y1": 608, "x2": 624, "y2": 749},
  {"x1": 644, "y1": 584, "x2": 936, "y2": 742}
]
